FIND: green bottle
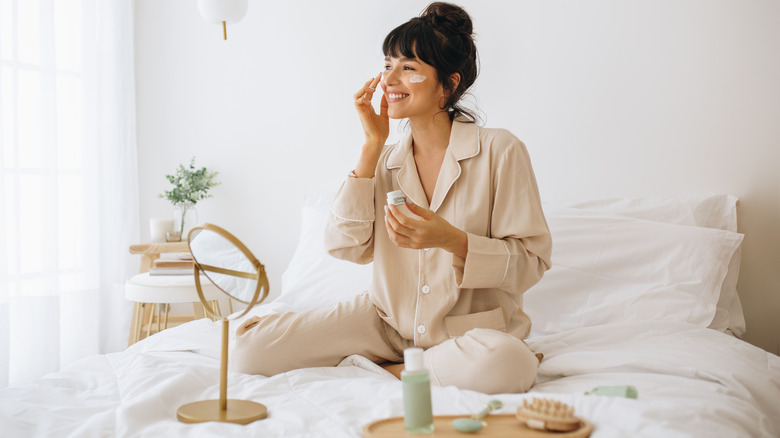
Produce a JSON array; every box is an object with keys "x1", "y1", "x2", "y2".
[{"x1": 402, "y1": 348, "x2": 434, "y2": 434}]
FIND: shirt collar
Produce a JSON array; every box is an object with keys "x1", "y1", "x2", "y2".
[
  {"x1": 386, "y1": 116, "x2": 480, "y2": 170},
  {"x1": 385, "y1": 116, "x2": 480, "y2": 211}
]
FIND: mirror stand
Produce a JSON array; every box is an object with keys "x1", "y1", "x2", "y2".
[
  {"x1": 176, "y1": 223, "x2": 271, "y2": 425},
  {"x1": 176, "y1": 318, "x2": 267, "y2": 424}
]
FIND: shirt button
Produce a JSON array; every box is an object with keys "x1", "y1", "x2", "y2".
[
  {"x1": 423, "y1": 248, "x2": 431, "y2": 252},
  {"x1": 417, "y1": 325, "x2": 427, "y2": 334},
  {"x1": 421, "y1": 285, "x2": 431, "y2": 294}
]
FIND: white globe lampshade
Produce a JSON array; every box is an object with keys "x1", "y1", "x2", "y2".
[
  {"x1": 197, "y1": 0, "x2": 248, "y2": 39},
  {"x1": 197, "y1": 0, "x2": 248, "y2": 24}
]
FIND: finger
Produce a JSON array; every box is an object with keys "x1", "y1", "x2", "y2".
[
  {"x1": 385, "y1": 205, "x2": 414, "y2": 236},
  {"x1": 363, "y1": 74, "x2": 381, "y2": 96},
  {"x1": 353, "y1": 77, "x2": 375, "y2": 100},
  {"x1": 363, "y1": 74, "x2": 382, "y2": 102},
  {"x1": 384, "y1": 215, "x2": 400, "y2": 241},
  {"x1": 386, "y1": 204, "x2": 409, "y2": 226},
  {"x1": 384, "y1": 215, "x2": 413, "y2": 247},
  {"x1": 355, "y1": 77, "x2": 372, "y2": 94},
  {"x1": 384, "y1": 214, "x2": 403, "y2": 242},
  {"x1": 384, "y1": 205, "x2": 400, "y2": 230},
  {"x1": 371, "y1": 72, "x2": 382, "y2": 89},
  {"x1": 379, "y1": 93, "x2": 389, "y2": 117},
  {"x1": 405, "y1": 201, "x2": 430, "y2": 218},
  {"x1": 391, "y1": 204, "x2": 426, "y2": 231}
]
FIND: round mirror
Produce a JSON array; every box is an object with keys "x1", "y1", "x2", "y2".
[
  {"x1": 187, "y1": 224, "x2": 269, "y2": 318},
  {"x1": 178, "y1": 223, "x2": 270, "y2": 425}
]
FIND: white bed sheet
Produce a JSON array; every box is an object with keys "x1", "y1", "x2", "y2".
[{"x1": 2, "y1": 301, "x2": 778, "y2": 438}]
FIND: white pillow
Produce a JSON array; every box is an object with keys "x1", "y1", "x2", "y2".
[
  {"x1": 277, "y1": 193, "x2": 372, "y2": 311},
  {"x1": 559, "y1": 194, "x2": 744, "y2": 336},
  {"x1": 277, "y1": 193, "x2": 744, "y2": 337},
  {"x1": 524, "y1": 204, "x2": 743, "y2": 337},
  {"x1": 561, "y1": 194, "x2": 738, "y2": 232}
]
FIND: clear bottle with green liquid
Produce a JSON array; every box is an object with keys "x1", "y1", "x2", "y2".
[{"x1": 402, "y1": 347, "x2": 434, "y2": 434}]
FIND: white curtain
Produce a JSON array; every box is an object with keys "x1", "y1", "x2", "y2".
[{"x1": 0, "y1": 0, "x2": 139, "y2": 387}]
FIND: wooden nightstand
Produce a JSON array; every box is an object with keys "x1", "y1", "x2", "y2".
[
  {"x1": 126, "y1": 241, "x2": 222, "y2": 345},
  {"x1": 129, "y1": 241, "x2": 190, "y2": 272}
]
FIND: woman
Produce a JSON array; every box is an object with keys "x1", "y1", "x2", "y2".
[{"x1": 232, "y1": 2, "x2": 551, "y2": 394}]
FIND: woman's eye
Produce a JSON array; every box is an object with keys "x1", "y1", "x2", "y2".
[
  {"x1": 403, "y1": 65, "x2": 415, "y2": 71},
  {"x1": 384, "y1": 65, "x2": 392, "y2": 70}
]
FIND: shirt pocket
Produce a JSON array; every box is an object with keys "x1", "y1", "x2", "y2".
[{"x1": 444, "y1": 307, "x2": 507, "y2": 338}]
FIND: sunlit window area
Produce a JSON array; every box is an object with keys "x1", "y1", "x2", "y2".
[{"x1": 0, "y1": 0, "x2": 137, "y2": 387}]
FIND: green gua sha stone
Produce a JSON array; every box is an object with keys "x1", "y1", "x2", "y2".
[
  {"x1": 451, "y1": 399, "x2": 503, "y2": 433},
  {"x1": 452, "y1": 417, "x2": 483, "y2": 432}
]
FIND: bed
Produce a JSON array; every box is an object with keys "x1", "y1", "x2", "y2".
[{"x1": 2, "y1": 194, "x2": 779, "y2": 437}]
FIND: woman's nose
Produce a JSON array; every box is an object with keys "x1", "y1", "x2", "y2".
[{"x1": 382, "y1": 68, "x2": 398, "y2": 85}]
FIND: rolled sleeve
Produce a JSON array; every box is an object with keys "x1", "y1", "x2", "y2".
[
  {"x1": 451, "y1": 136, "x2": 552, "y2": 295},
  {"x1": 324, "y1": 174, "x2": 377, "y2": 264},
  {"x1": 454, "y1": 233, "x2": 510, "y2": 289},
  {"x1": 330, "y1": 175, "x2": 375, "y2": 222}
]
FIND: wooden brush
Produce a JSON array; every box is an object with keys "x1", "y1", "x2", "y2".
[{"x1": 516, "y1": 397, "x2": 581, "y2": 432}]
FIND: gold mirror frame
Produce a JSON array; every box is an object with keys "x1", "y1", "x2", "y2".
[{"x1": 176, "y1": 223, "x2": 269, "y2": 425}]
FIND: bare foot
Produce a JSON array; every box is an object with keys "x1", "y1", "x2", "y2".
[{"x1": 381, "y1": 362, "x2": 405, "y2": 379}]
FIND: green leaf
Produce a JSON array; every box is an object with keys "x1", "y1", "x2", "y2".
[{"x1": 159, "y1": 157, "x2": 220, "y2": 205}]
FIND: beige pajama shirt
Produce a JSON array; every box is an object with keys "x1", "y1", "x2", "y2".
[{"x1": 232, "y1": 117, "x2": 552, "y2": 394}]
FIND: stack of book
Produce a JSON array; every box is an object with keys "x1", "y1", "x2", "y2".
[{"x1": 149, "y1": 252, "x2": 195, "y2": 276}]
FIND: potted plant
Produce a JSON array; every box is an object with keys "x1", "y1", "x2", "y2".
[{"x1": 159, "y1": 157, "x2": 220, "y2": 240}]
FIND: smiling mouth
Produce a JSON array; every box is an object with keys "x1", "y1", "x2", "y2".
[{"x1": 387, "y1": 93, "x2": 409, "y2": 101}]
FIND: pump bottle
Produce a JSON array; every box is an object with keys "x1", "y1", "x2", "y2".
[{"x1": 402, "y1": 347, "x2": 434, "y2": 434}]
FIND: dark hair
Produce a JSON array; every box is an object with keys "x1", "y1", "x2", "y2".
[{"x1": 382, "y1": 2, "x2": 480, "y2": 122}]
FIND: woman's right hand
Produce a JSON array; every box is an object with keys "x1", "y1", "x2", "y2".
[{"x1": 353, "y1": 72, "x2": 389, "y2": 148}]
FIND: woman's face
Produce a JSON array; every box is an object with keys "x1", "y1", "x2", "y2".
[{"x1": 381, "y1": 54, "x2": 445, "y2": 121}]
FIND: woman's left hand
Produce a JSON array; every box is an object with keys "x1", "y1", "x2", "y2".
[{"x1": 384, "y1": 202, "x2": 468, "y2": 258}]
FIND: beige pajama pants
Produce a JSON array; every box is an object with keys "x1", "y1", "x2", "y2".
[{"x1": 231, "y1": 293, "x2": 538, "y2": 394}]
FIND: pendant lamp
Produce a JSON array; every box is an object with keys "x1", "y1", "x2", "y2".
[{"x1": 197, "y1": 0, "x2": 248, "y2": 40}]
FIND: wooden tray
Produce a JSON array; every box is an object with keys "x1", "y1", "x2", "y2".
[{"x1": 363, "y1": 414, "x2": 593, "y2": 437}]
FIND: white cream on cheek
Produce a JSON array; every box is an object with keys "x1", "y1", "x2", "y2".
[{"x1": 409, "y1": 74, "x2": 427, "y2": 83}]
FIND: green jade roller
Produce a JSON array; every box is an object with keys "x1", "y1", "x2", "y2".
[{"x1": 452, "y1": 399, "x2": 503, "y2": 433}]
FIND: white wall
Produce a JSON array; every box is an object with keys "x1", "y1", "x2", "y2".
[{"x1": 135, "y1": 0, "x2": 780, "y2": 354}]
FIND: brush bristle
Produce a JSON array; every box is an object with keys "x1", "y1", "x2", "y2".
[
  {"x1": 517, "y1": 398, "x2": 580, "y2": 432},
  {"x1": 521, "y1": 398, "x2": 575, "y2": 419}
]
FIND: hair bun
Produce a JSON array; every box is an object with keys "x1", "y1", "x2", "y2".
[{"x1": 422, "y1": 2, "x2": 473, "y2": 36}]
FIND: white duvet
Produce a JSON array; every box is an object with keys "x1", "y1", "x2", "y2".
[{"x1": 2, "y1": 300, "x2": 779, "y2": 438}]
